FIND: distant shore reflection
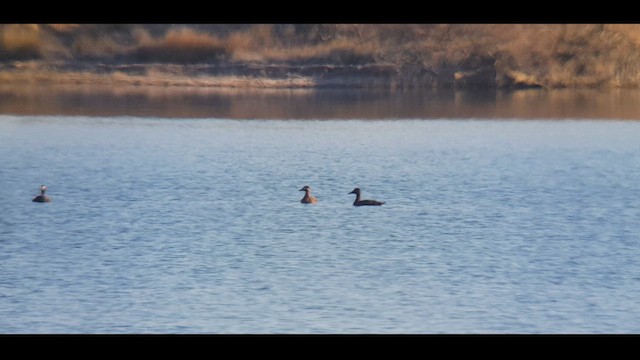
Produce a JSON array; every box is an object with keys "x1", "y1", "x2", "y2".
[{"x1": 1, "y1": 84, "x2": 640, "y2": 119}]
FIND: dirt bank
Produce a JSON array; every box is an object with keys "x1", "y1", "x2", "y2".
[{"x1": 0, "y1": 60, "x2": 545, "y2": 90}]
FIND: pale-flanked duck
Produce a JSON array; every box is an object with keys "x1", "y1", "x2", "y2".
[
  {"x1": 349, "y1": 187, "x2": 384, "y2": 206},
  {"x1": 32, "y1": 185, "x2": 52, "y2": 203},
  {"x1": 299, "y1": 185, "x2": 318, "y2": 204}
]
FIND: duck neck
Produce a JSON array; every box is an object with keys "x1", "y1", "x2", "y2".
[{"x1": 353, "y1": 192, "x2": 360, "y2": 204}]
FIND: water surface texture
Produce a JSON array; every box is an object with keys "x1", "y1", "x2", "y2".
[{"x1": 1, "y1": 116, "x2": 639, "y2": 333}]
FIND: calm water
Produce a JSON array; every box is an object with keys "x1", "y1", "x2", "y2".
[
  {"x1": 4, "y1": 84, "x2": 640, "y2": 119},
  {"x1": 1, "y1": 92, "x2": 640, "y2": 333}
]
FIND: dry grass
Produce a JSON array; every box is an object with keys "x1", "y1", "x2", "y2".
[
  {"x1": 131, "y1": 27, "x2": 229, "y2": 63},
  {"x1": 0, "y1": 24, "x2": 43, "y2": 59},
  {"x1": 4, "y1": 24, "x2": 640, "y2": 88},
  {"x1": 225, "y1": 25, "x2": 377, "y2": 64},
  {"x1": 0, "y1": 65, "x2": 316, "y2": 88},
  {"x1": 45, "y1": 24, "x2": 81, "y2": 33},
  {"x1": 72, "y1": 34, "x2": 124, "y2": 58}
]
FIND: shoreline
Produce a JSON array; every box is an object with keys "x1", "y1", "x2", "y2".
[
  {"x1": 0, "y1": 61, "x2": 547, "y2": 90},
  {"x1": 0, "y1": 69, "x2": 317, "y2": 89}
]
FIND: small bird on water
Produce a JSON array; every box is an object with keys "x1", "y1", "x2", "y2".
[
  {"x1": 348, "y1": 187, "x2": 384, "y2": 206},
  {"x1": 32, "y1": 185, "x2": 52, "y2": 203},
  {"x1": 299, "y1": 185, "x2": 318, "y2": 204}
]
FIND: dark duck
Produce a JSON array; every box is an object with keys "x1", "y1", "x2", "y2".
[
  {"x1": 299, "y1": 185, "x2": 318, "y2": 204},
  {"x1": 32, "y1": 185, "x2": 52, "y2": 203},
  {"x1": 348, "y1": 188, "x2": 384, "y2": 206}
]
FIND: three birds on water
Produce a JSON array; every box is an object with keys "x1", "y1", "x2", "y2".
[
  {"x1": 33, "y1": 184, "x2": 385, "y2": 206},
  {"x1": 300, "y1": 185, "x2": 384, "y2": 206}
]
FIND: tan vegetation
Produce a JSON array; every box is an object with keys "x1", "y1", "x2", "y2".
[
  {"x1": 132, "y1": 27, "x2": 228, "y2": 63},
  {"x1": 0, "y1": 65, "x2": 315, "y2": 88},
  {"x1": 2, "y1": 24, "x2": 640, "y2": 89}
]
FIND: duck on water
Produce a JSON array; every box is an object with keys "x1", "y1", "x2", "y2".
[
  {"x1": 299, "y1": 185, "x2": 318, "y2": 204},
  {"x1": 348, "y1": 188, "x2": 384, "y2": 206},
  {"x1": 33, "y1": 185, "x2": 52, "y2": 203}
]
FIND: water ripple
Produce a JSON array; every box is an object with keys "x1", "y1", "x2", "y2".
[{"x1": 0, "y1": 117, "x2": 639, "y2": 333}]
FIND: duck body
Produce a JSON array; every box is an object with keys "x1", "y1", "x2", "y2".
[
  {"x1": 299, "y1": 185, "x2": 318, "y2": 204},
  {"x1": 32, "y1": 195, "x2": 52, "y2": 203},
  {"x1": 349, "y1": 188, "x2": 384, "y2": 206},
  {"x1": 33, "y1": 185, "x2": 52, "y2": 203}
]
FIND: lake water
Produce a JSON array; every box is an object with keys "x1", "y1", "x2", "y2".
[{"x1": 1, "y1": 87, "x2": 640, "y2": 333}]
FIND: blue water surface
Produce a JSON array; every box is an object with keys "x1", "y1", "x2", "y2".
[{"x1": 0, "y1": 116, "x2": 639, "y2": 333}]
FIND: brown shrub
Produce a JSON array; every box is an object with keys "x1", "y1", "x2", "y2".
[
  {"x1": 0, "y1": 24, "x2": 43, "y2": 59},
  {"x1": 72, "y1": 34, "x2": 126, "y2": 59},
  {"x1": 131, "y1": 27, "x2": 229, "y2": 63}
]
